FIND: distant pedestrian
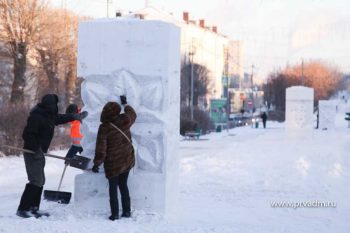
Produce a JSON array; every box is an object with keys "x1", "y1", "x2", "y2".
[
  {"x1": 92, "y1": 95, "x2": 137, "y2": 221},
  {"x1": 260, "y1": 112, "x2": 267, "y2": 129}
]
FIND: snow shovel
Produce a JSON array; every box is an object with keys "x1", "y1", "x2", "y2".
[
  {"x1": 43, "y1": 164, "x2": 71, "y2": 204},
  {"x1": 1, "y1": 145, "x2": 90, "y2": 170},
  {"x1": 68, "y1": 155, "x2": 91, "y2": 170}
]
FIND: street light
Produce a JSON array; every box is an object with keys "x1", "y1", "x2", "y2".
[{"x1": 189, "y1": 40, "x2": 196, "y2": 121}]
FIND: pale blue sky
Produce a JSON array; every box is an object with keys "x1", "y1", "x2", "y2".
[{"x1": 51, "y1": 0, "x2": 350, "y2": 79}]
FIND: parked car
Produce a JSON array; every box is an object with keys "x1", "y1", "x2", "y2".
[{"x1": 231, "y1": 115, "x2": 251, "y2": 127}]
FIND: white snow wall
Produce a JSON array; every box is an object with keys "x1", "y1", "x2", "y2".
[
  {"x1": 285, "y1": 86, "x2": 314, "y2": 137},
  {"x1": 74, "y1": 19, "x2": 180, "y2": 215},
  {"x1": 319, "y1": 100, "x2": 337, "y2": 130}
]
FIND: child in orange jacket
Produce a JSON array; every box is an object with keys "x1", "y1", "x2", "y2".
[{"x1": 65, "y1": 104, "x2": 84, "y2": 163}]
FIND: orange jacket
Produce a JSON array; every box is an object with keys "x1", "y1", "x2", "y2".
[{"x1": 70, "y1": 120, "x2": 83, "y2": 146}]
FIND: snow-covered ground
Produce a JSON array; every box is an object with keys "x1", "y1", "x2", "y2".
[{"x1": 1, "y1": 107, "x2": 350, "y2": 232}]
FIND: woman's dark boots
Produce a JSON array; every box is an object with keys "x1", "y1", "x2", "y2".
[
  {"x1": 121, "y1": 195, "x2": 131, "y2": 218},
  {"x1": 109, "y1": 199, "x2": 119, "y2": 221}
]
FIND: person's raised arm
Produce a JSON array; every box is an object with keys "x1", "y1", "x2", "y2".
[
  {"x1": 120, "y1": 95, "x2": 137, "y2": 125},
  {"x1": 55, "y1": 111, "x2": 88, "y2": 125}
]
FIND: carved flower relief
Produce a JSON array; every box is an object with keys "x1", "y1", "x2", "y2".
[
  {"x1": 290, "y1": 104, "x2": 309, "y2": 128},
  {"x1": 134, "y1": 136, "x2": 164, "y2": 173},
  {"x1": 81, "y1": 70, "x2": 166, "y2": 171}
]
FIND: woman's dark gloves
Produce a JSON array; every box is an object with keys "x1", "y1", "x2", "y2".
[{"x1": 120, "y1": 95, "x2": 127, "y2": 105}]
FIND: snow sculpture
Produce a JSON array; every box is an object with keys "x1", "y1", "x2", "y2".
[
  {"x1": 74, "y1": 18, "x2": 180, "y2": 215},
  {"x1": 285, "y1": 86, "x2": 314, "y2": 137},
  {"x1": 318, "y1": 100, "x2": 337, "y2": 130}
]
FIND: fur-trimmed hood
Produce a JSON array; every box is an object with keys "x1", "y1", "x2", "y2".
[{"x1": 100, "y1": 102, "x2": 121, "y2": 123}]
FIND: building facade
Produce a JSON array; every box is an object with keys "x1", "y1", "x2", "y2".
[
  {"x1": 229, "y1": 88, "x2": 265, "y2": 114},
  {"x1": 136, "y1": 7, "x2": 244, "y2": 107}
]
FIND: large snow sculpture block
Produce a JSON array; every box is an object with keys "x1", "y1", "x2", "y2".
[
  {"x1": 285, "y1": 86, "x2": 314, "y2": 137},
  {"x1": 74, "y1": 18, "x2": 180, "y2": 215},
  {"x1": 319, "y1": 100, "x2": 337, "y2": 130}
]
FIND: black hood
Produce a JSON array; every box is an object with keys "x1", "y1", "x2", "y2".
[
  {"x1": 41, "y1": 94, "x2": 58, "y2": 106},
  {"x1": 37, "y1": 94, "x2": 59, "y2": 116}
]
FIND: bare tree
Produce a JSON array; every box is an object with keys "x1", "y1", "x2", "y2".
[
  {"x1": 284, "y1": 61, "x2": 342, "y2": 102},
  {"x1": 0, "y1": 0, "x2": 47, "y2": 104},
  {"x1": 264, "y1": 61, "x2": 341, "y2": 111},
  {"x1": 63, "y1": 12, "x2": 83, "y2": 106},
  {"x1": 181, "y1": 62, "x2": 212, "y2": 107},
  {"x1": 35, "y1": 9, "x2": 85, "y2": 106},
  {"x1": 263, "y1": 73, "x2": 299, "y2": 111},
  {"x1": 36, "y1": 9, "x2": 61, "y2": 94},
  {"x1": 36, "y1": 9, "x2": 71, "y2": 95},
  {"x1": 0, "y1": 43, "x2": 12, "y2": 105}
]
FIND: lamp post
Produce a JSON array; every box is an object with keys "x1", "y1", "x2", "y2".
[{"x1": 189, "y1": 40, "x2": 196, "y2": 121}]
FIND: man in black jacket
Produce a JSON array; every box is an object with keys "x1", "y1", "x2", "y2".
[
  {"x1": 17, "y1": 94, "x2": 87, "y2": 218},
  {"x1": 261, "y1": 112, "x2": 267, "y2": 129}
]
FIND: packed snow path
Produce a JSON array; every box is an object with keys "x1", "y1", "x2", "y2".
[{"x1": 0, "y1": 122, "x2": 350, "y2": 232}]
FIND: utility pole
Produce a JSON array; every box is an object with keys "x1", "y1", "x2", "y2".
[
  {"x1": 251, "y1": 64, "x2": 255, "y2": 89},
  {"x1": 224, "y1": 47, "x2": 229, "y2": 98},
  {"x1": 189, "y1": 40, "x2": 196, "y2": 121},
  {"x1": 224, "y1": 46, "x2": 230, "y2": 124},
  {"x1": 250, "y1": 64, "x2": 256, "y2": 114}
]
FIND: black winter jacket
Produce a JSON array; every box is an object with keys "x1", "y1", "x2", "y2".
[
  {"x1": 260, "y1": 113, "x2": 267, "y2": 121},
  {"x1": 22, "y1": 94, "x2": 75, "y2": 153}
]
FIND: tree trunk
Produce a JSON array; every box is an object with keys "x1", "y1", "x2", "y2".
[
  {"x1": 65, "y1": 56, "x2": 77, "y2": 105},
  {"x1": 193, "y1": 89, "x2": 198, "y2": 106},
  {"x1": 10, "y1": 42, "x2": 27, "y2": 104},
  {"x1": 38, "y1": 50, "x2": 59, "y2": 94}
]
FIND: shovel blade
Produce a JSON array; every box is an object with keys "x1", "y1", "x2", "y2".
[
  {"x1": 43, "y1": 190, "x2": 72, "y2": 204},
  {"x1": 69, "y1": 155, "x2": 91, "y2": 170}
]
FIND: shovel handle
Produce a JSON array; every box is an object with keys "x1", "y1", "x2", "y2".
[
  {"x1": 2, "y1": 145, "x2": 66, "y2": 160},
  {"x1": 57, "y1": 164, "x2": 68, "y2": 191}
]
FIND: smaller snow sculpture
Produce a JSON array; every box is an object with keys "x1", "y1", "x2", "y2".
[
  {"x1": 286, "y1": 86, "x2": 314, "y2": 137},
  {"x1": 318, "y1": 100, "x2": 337, "y2": 130}
]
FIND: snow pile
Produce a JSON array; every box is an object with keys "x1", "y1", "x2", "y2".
[
  {"x1": 75, "y1": 18, "x2": 181, "y2": 214},
  {"x1": 1, "y1": 118, "x2": 350, "y2": 232}
]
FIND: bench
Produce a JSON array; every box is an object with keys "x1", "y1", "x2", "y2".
[
  {"x1": 345, "y1": 113, "x2": 350, "y2": 128},
  {"x1": 184, "y1": 129, "x2": 202, "y2": 140}
]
